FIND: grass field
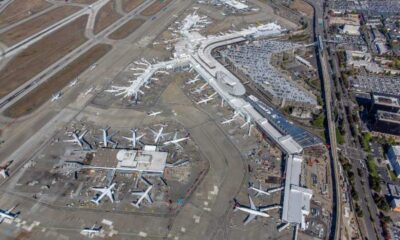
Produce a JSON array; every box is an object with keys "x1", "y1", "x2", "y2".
[
  {"x1": 93, "y1": 0, "x2": 122, "y2": 34},
  {"x1": 4, "y1": 44, "x2": 112, "y2": 118},
  {"x1": 141, "y1": 0, "x2": 172, "y2": 16},
  {"x1": 0, "y1": 15, "x2": 88, "y2": 99},
  {"x1": 0, "y1": 0, "x2": 51, "y2": 28},
  {"x1": 109, "y1": 18, "x2": 145, "y2": 40},
  {"x1": 0, "y1": 6, "x2": 81, "y2": 46},
  {"x1": 121, "y1": 0, "x2": 145, "y2": 13}
]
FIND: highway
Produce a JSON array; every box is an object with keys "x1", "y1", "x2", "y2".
[
  {"x1": 305, "y1": 0, "x2": 341, "y2": 239},
  {"x1": 329, "y1": 38, "x2": 382, "y2": 239}
]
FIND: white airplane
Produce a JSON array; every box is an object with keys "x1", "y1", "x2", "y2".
[
  {"x1": 131, "y1": 185, "x2": 153, "y2": 208},
  {"x1": 51, "y1": 91, "x2": 62, "y2": 102},
  {"x1": 148, "y1": 111, "x2": 162, "y2": 117},
  {"x1": 163, "y1": 132, "x2": 189, "y2": 149},
  {"x1": 90, "y1": 64, "x2": 97, "y2": 71},
  {"x1": 191, "y1": 83, "x2": 208, "y2": 94},
  {"x1": 197, "y1": 93, "x2": 217, "y2": 105},
  {"x1": 234, "y1": 196, "x2": 278, "y2": 225},
  {"x1": 82, "y1": 225, "x2": 102, "y2": 237},
  {"x1": 149, "y1": 126, "x2": 170, "y2": 143},
  {"x1": 221, "y1": 112, "x2": 240, "y2": 125},
  {"x1": 0, "y1": 206, "x2": 18, "y2": 223},
  {"x1": 84, "y1": 87, "x2": 94, "y2": 95},
  {"x1": 249, "y1": 183, "x2": 284, "y2": 197},
  {"x1": 69, "y1": 79, "x2": 78, "y2": 87},
  {"x1": 100, "y1": 127, "x2": 117, "y2": 148},
  {"x1": 91, "y1": 183, "x2": 115, "y2": 205},
  {"x1": 64, "y1": 130, "x2": 88, "y2": 149},
  {"x1": 186, "y1": 75, "x2": 200, "y2": 85},
  {"x1": 0, "y1": 160, "x2": 13, "y2": 178},
  {"x1": 123, "y1": 129, "x2": 145, "y2": 148}
]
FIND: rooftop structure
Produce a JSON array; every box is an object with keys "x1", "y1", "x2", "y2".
[
  {"x1": 346, "y1": 50, "x2": 382, "y2": 73},
  {"x1": 388, "y1": 183, "x2": 400, "y2": 198},
  {"x1": 248, "y1": 95, "x2": 323, "y2": 149},
  {"x1": 373, "y1": 94, "x2": 400, "y2": 108},
  {"x1": 89, "y1": 148, "x2": 167, "y2": 175},
  {"x1": 387, "y1": 145, "x2": 400, "y2": 178},
  {"x1": 342, "y1": 24, "x2": 360, "y2": 35},
  {"x1": 390, "y1": 198, "x2": 400, "y2": 212},
  {"x1": 282, "y1": 155, "x2": 313, "y2": 230}
]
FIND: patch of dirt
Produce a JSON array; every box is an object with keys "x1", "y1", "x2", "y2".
[
  {"x1": 4, "y1": 44, "x2": 112, "y2": 118},
  {"x1": 289, "y1": 0, "x2": 314, "y2": 17},
  {"x1": 0, "y1": 0, "x2": 52, "y2": 28},
  {"x1": 121, "y1": 0, "x2": 145, "y2": 12},
  {"x1": 93, "y1": 0, "x2": 122, "y2": 34},
  {"x1": 109, "y1": 18, "x2": 145, "y2": 40},
  {"x1": 141, "y1": 0, "x2": 171, "y2": 16},
  {"x1": 0, "y1": 6, "x2": 81, "y2": 46},
  {"x1": 0, "y1": 15, "x2": 88, "y2": 99}
]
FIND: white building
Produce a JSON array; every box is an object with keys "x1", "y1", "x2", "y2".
[
  {"x1": 387, "y1": 145, "x2": 400, "y2": 177},
  {"x1": 342, "y1": 25, "x2": 360, "y2": 35}
]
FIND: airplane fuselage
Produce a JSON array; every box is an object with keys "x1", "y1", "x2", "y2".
[{"x1": 236, "y1": 206, "x2": 270, "y2": 218}]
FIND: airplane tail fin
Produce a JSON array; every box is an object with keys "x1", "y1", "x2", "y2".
[
  {"x1": 91, "y1": 199, "x2": 100, "y2": 205},
  {"x1": 131, "y1": 202, "x2": 140, "y2": 208}
]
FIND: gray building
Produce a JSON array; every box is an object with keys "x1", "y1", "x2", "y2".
[{"x1": 387, "y1": 145, "x2": 400, "y2": 177}]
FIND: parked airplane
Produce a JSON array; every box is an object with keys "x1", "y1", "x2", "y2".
[
  {"x1": 191, "y1": 83, "x2": 208, "y2": 94},
  {"x1": 221, "y1": 112, "x2": 240, "y2": 125},
  {"x1": 64, "y1": 130, "x2": 89, "y2": 149},
  {"x1": 82, "y1": 225, "x2": 102, "y2": 237},
  {"x1": 51, "y1": 91, "x2": 62, "y2": 102},
  {"x1": 249, "y1": 183, "x2": 284, "y2": 197},
  {"x1": 148, "y1": 111, "x2": 162, "y2": 117},
  {"x1": 123, "y1": 129, "x2": 145, "y2": 148},
  {"x1": 89, "y1": 64, "x2": 97, "y2": 71},
  {"x1": 69, "y1": 79, "x2": 78, "y2": 87},
  {"x1": 234, "y1": 196, "x2": 279, "y2": 225},
  {"x1": 0, "y1": 160, "x2": 13, "y2": 178},
  {"x1": 100, "y1": 127, "x2": 117, "y2": 148},
  {"x1": 197, "y1": 92, "x2": 217, "y2": 105},
  {"x1": 131, "y1": 185, "x2": 153, "y2": 208},
  {"x1": 163, "y1": 132, "x2": 189, "y2": 149},
  {"x1": 0, "y1": 206, "x2": 18, "y2": 223},
  {"x1": 84, "y1": 87, "x2": 94, "y2": 95},
  {"x1": 186, "y1": 75, "x2": 200, "y2": 85},
  {"x1": 149, "y1": 126, "x2": 170, "y2": 143},
  {"x1": 91, "y1": 183, "x2": 115, "y2": 205}
]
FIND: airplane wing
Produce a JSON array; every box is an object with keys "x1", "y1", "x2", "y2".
[
  {"x1": 173, "y1": 142, "x2": 183, "y2": 150},
  {"x1": 106, "y1": 191, "x2": 114, "y2": 203},
  {"x1": 145, "y1": 194, "x2": 153, "y2": 204},
  {"x1": 131, "y1": 191, "x2": 145, "y2": 197},
  {"x1": 249, "y1": 196, "x2": 256, "y2": 210},
  {"x1": 79, "y1": 130, "x2": 88, "y2": 139},
  {"x1": 91, "y1": 187, "x2": 106, "y2": 194},
  {"x1": 243, "y1": 213, "x2": 256, "y2": 225},
  {"x1": 6, "y1": 206, "x2": 16, "y2": 214},
  {"x1": 149, "y1": 128, "x2": 157, "y2": 136}
]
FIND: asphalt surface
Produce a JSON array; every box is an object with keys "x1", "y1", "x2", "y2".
[{"x1": 304, "y1": 0, "x2": 341, "y2": 239}]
